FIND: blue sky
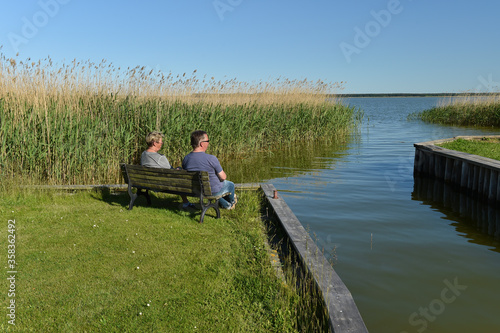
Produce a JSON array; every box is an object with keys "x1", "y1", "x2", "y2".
[{"x1": 1, "y1": 0, "x2": 499, "y2": 94}]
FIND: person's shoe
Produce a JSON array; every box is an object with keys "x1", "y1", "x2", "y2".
[
  {"x1": 182, "y1": 202, "x2": 196, "y2": 209},
  {"x1": 233, "y1": 193, "x2": 238, "y2": 205},
  {"x1": 227, "y1": 202, "x2": 236, "y2": 210}
]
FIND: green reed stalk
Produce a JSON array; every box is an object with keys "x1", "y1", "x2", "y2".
[
  {"x1": 409, "y1": 94, "x2": 500, "y2": 127},
  {"x1": 0, "y1": 53, "x2": 360, "y2": 185}
]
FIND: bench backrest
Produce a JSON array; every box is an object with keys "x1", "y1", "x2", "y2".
[{"x1": 121, "y1": 164, "x2": 212, "y2": 197}]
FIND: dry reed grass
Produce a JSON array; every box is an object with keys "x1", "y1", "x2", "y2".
[
  {"x1": 0, "y1": 52, "x2": 358, "y2": 185},
  {"x1": 0, "y1": 52, "x2": 344, "y2": 108},
  {"x1": 438, "y1": 93, "x2": 500, "y2": 108}
]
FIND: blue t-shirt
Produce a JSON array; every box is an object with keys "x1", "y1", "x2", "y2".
[{"x1": 182, "y1": 152, "x2": 223, "y2": 193}]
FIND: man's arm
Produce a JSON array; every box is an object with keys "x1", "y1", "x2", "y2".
[{"x1": 217, "y1": 170, "x2": 227, "y2": 181}]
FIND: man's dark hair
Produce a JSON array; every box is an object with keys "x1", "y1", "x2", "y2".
[{"x1": 190, "y1": 130, "x2": 207, "y2": 149}]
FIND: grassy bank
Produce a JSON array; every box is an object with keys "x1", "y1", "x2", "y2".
[
  {"x1": 438, "y1": 137, "x2": 500, "y2": 161},
  {"x1": 0, "y1": 54, "x2": 361, "y2": 185},
  {"x1": 0, "y1": 188, "x2": 328, "y2": 332},
  {"x1": 409, "y1": 94, "x2": 500, "y2": 127}
]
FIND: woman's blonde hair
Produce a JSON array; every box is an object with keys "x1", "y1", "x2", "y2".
[{"x1": 145, "y1": 131, "x2": 163, "y2": 147}]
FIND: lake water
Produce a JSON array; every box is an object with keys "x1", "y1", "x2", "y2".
[{"x1": 236, "y1": 97, "x2": 500, "y2": 333}]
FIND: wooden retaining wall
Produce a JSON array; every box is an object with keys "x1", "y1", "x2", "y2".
[
  {"x1": 261, "y1": 184, "x2": 368, "y2": 333},
  {"x1": 414, "y1": 136, "x2": 500, "y2": 204}
]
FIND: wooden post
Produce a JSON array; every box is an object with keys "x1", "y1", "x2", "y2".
[
  {"x1": 429, "y1": 153, "x2": 435, "y2": 177},
  {"x1": 460, "y1": 161, "x2": 469, "y2": 189},
  {"x1": 472, "y1": 165, "x2": 479, "y2": 194},
  {"x1": 452, "y1": 159, "x2": 461, "y2": 184},
  {"x1": 483, "y1": 169, "x2": 491, "y2": 200},
  {"x1": 478, "y1": 167, "x2": 485, "y2": 197},
  {"x1": 444, "y1": 157, "x2": 452, "y2": 182},
  {"x1": 488, "y1": 170, "x2": 497, "y2": 203}
]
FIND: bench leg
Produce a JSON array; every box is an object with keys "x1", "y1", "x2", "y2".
[
  {"x1": 199, "y1": 199, "x2": 221, "y2": 223},
  {"x1": 128, "y1": 188, "x2": 151, "y2": 210},
  {"x1": 127, "y1": 185, "x2": 137, "y2": 210}
]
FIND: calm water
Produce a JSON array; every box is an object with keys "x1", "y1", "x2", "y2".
[{"x1": 237, "y1": 97, "x2": 500, "y2": 333}]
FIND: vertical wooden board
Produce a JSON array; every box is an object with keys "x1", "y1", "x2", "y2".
[
  {"x1": 496, "y1": 206, "x2": 500, "y2": 240},
  {"x1": 460, "y1": 161, "x2": 469, "y2": 189},
  {"x1": 198, "y1": 172, "x2": 212, "y2": 196},
  {"x1": 437, "y1": 154, "x2": 444, "y2": 179},
  {"x1": 497, "y1": 173, "x2": 500, "y2": 204},
  {"x1": 444, "y1": 156, "x2": 452, "y2": 182},
  {"x1": 414, "y1": 149, "x2": 422, "y2": 174},
  {"x1": 472, "y1": 165, "x2": 479, "y2": 193},
  {"x1": 452, "y1": 159, "x2": 461, "y2": 184},
  {"x1": 413, "y1": 147, "x2": 420, "y2": 175},
  {"x1": 423, "y1": 150, "x2": 430, "y2": 175},
  {"x1": 483, "y1": 168, "x2": 491, "y2": 201},
  {"x1": 434, "y1": 154, "x2": 441, "y2": 179},
  {"x1": 428, "y1": 153, "x2": 435, "y2": 178},
  {"x1": 478, "y1": 168, "x2": 486, "y2": 199},
  {"x1": 490, "y1": 170, "x2": 499, "y2": 203}
]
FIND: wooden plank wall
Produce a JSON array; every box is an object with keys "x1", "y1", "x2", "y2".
[
  {"x1": 414, "y1": 136, "x2": 500, "y2": 204},
  {"x1": 261, "y1": 184, "x2": 369, "y2": 333}
]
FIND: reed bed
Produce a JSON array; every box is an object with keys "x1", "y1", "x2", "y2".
[
  {"x1": 409, "y1": 94, "x2": 500, "y2": 127},
  {"x1": 0, "y1": 52, "x2": 360, "y2": 185}
]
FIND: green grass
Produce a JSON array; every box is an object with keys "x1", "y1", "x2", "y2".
[
  {"x1": 438, "y1": 137, "x2": 500, "y2": 161},
  {"x1": 0, "y1": 188, "x2": 316, "y2": 332},
  {"x1": 408, "y1": 96, "x2": 500, "y2": 127}
]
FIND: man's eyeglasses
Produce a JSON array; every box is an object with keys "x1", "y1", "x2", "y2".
[{"x1": 201, "y1": 140, "x2": 210, "y2": 143}]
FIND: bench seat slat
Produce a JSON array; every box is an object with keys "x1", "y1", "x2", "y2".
[
  {"x1": 128, "y1": 176, "x2": 200, "y2": 189},
  {"x1": 132, "y1": 183, "x2": 198, "y2": 196}
]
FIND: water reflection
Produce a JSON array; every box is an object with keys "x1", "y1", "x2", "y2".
[
  {"x1": 222, "y1": 139, "x2": 353, "y2": 184},
  {"x1": 412, "y1": 175, "x2": 500, "y2": 252}
]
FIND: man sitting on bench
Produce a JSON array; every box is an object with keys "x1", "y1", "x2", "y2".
[
  {"x1": 182, "y1": 130, "x2": 237, "y2": 210},
  {"x1": 141, "y1": 131, "x2": 194, "y2": 209}
]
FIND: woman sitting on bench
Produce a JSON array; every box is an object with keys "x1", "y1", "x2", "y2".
[{"x1": 141, "y1": 131, "x2": 195, "y2": 209}]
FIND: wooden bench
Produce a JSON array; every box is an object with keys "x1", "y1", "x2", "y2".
[{"x1": 120, "y1": 164, "x2": 230, "y2": 223}]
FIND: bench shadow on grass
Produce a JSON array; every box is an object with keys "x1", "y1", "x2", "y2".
[{"x1": 94, "y1": 190, "x2": 209, "y2": 221}]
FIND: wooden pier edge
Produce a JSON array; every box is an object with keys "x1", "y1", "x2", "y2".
[
  {"x1": 414, "y1": 135, "x2": 500, "y2": 204},
  {"x1": 261, "y1": 183, "x2": 368, "y2": 333}
]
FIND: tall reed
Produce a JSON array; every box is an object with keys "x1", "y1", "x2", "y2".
[
  {"x1": 409, "y1": 93, "x2": 500, "y2": 127},
  {"x1": 0, "y1": 52, "x2": 360, "y2": 185}
]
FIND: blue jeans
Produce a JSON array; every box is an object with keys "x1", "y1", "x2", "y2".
[{"x1": 213, "y1": 180, "x2": 235, "y2": 209}]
